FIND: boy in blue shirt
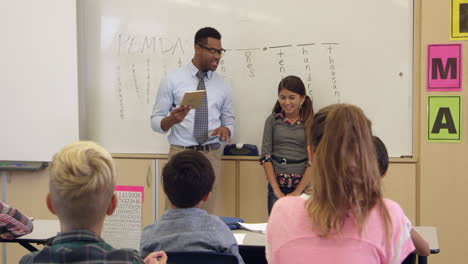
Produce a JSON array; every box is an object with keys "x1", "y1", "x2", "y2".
[
  {"x1": 140, "y1": 150, "x2": 244, "y2": 264},
  {"x1": 373, "y1": 136, "x2": 430, "y2": 257}
]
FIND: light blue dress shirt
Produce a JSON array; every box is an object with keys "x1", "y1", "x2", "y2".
[
  {"x1": 151, "y1": 62, "x2": 235, "y2": 147},
  {"x1": 140, "y1": 208, "x2": 245, "y2": 264}
]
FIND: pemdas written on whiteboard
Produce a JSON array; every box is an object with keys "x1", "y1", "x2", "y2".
[{"x1": 114, "y1": 32, "x2": 342, "y2": 120}]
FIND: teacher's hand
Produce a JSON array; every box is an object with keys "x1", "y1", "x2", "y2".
[
  {"x1": 169, "y1": 105, "x2": 191, "y2": 124},
  {"x1": 211, "y1": 127, "x2": 231, "y2": 143}
]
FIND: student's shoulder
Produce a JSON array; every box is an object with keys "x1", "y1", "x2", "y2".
[
  {"x1": 18, "y1": 252, "x2": 36, "y2": 264},
  {"x1": 203, "y1": 213, "x2": 236, "y2": 234},
  {"x1": 264, "y1": 113, "x2": 277, "y2": 123},
  {"x1": 271, "y1": 196, "x2": 307, "y2": 217},
  {"x1": 206, "y1": 213, "x2": 230, "y2": 227},
  {"x1": 382, "y1": 198, "x2": 405, "y2": 214},
  {"x1": 142, "y1": 222, "x2": 159, "y2": 233},
  {"x1": 269, "y1": 197, "x2": 310, "y2": 238},
  {"x1": 141, "y1": 222, "x2": 163, "y2": 243},
  {"x1": 108, "y1": 248, "x2": 143, "y2": 262}
]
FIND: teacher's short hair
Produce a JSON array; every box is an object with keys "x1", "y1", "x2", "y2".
[{"x1": 194, "y1": 27, "x2": 221, "y2": 44}]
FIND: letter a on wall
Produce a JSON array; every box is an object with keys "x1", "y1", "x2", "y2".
[
  {"x1": 428, "y1": 96, "x2": 462, "y2": 142},
  {"x1": 427, "y1": 44, "x2": 462, "y2": 91}
]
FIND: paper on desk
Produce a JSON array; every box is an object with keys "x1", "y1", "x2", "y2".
[
  {"x1": 233, "y1": 233, "x2": 246, "y2": 244},
  {"x1": 238, "y1": 222, "x2": 267, "y2": 234}
]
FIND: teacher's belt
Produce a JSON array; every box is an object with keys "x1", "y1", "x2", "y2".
[
  {"x1": 181, "y1": 143, "x2": 221, "y2": 151},
  {"x1": 272, "y1": 155, "x2": 308, "y2": 165}
]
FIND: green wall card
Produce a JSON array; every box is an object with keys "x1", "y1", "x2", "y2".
[{"x1": 428, "y1": 96, "x2": 462, "y2": 142}]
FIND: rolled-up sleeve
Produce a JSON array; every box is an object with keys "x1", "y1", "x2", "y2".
[
  {"x1": 220, "y1": 85, "x2": 235, "y2": 138},
  {"x1": 151, "y1": 78, "x2": 173, "y2": 133},
  {"x1": 0, "y1": 201, "x2": 33, "y2": 239}
]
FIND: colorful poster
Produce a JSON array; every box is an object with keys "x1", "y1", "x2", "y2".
[
  {"x1": 102, "y1": 185, "x2": 144, "y2": 250},
  {"x1": 451, "y1": 0, "x2": 468, "y2": 40},
  {"x1": 427, "y1": 96, "x2": 462, "y2": 142},
  {"x1": 427, "y1": 44, "x2": 462, "y2": 91}
]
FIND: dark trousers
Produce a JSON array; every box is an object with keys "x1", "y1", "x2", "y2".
[{"x1": 267, "y1": 184, "x2": 295, "y2": 215}]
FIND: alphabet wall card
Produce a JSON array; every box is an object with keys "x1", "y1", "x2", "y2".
[
  {"x1": 452, "y1": 0, "x2": 468, "y2": 40},
  {"x1": 102, "y1": 185, "x2": 144, "y2": 250},
  {"x1": 428, "y1": 96, "x2": 462, "y2": 142},
  {"x1": 427, "y1": 44, "x2": 462, "y2": 91}
]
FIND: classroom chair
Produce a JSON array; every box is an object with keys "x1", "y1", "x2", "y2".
[
  {"x1": 165, "y1": 251, "x2": 238, "y2": 264},
  {"x1": 402, "y1": 253, "x2": 416, "y2": 264}
]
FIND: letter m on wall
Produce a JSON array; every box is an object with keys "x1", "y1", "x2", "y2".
[{"x1": 427, "y1": 44, "x2": 462, "y2": 91}]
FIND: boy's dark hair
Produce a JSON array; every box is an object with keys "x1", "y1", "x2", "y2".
[
  {"x1": 373, "y1": 136, "x2": 389, "y2": 176},
  {"x1": 309, "y1": 106, "x2": 333, "y2": 149},
  {"x1": 194, "y1": 27, "x2": 221, "y2": 45},
  {"x1": 162, "y1": 150, "x2": 215, "y2": 208}
]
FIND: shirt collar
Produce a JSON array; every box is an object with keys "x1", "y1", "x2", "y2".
[
  {"x1": 189, "y1": 61, "x2": 213, "y2": 80},
  {"x1": 161, "y1": 207, "x2": 208, "y2": 220},
  {"x1": 274, "y1": 111, "x2": 304, "y2": 125},
  {"x1": 52, "y1": 230, "x2": 105, "y2": 246}
]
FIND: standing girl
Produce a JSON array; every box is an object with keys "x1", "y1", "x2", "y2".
[{"x1": 260, "y1": 75, "x2": 314, "y2": 214}]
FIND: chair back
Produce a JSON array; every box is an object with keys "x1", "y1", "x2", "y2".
[
  {"x1": 401, "y1": 253, "x2": 416, "y2": 264},
  {"x1": 166, "y1": 251, "x2": 238, "y2": 264}
]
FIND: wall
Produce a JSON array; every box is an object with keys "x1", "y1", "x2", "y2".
[
  {"x1": 4, "y1": 1, "x2": 467, "y2": 263},
  {"x1": 0, "y1": 0, "x2": 79, "y2": 162},
  {"x1": 418, "y1": 0, "x2": 468, "y2": 263}
]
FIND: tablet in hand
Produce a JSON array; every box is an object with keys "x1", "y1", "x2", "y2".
[{"x1": 180, "y1": 90, "x2": 206, "y2": 109}]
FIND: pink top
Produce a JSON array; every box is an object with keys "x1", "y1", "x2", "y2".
[{"x1": 266, "y1": 197, "x2": 415, "y2": 264}]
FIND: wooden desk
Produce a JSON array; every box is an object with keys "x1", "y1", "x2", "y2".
[
  {"x1": 413, "y1": 226, "x2": 440, "y2": 264},
  {"x1": 0, "y1": 219, "x2": 59, "y2": 252},
  {"x1": 233, "y1": 226, "x2": 440, "y2": 264},
  {"x1": 413, "y1": 226, "x2": 439, "y2": 254},
  {"x1": 233, "y1": 230, "x2": 267, "y2": 264}
]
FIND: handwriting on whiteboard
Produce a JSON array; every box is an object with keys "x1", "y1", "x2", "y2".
[{"x1": 114, "y1": 33, "x2": 340, "y2": 119}]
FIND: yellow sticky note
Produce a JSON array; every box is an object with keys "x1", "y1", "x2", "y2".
[{"x1": 451, "y1": 0, "x2": 468, "y2": 40}]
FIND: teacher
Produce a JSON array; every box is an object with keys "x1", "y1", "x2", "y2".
[{"x1": 151, "y1": 27, "x2": 235, "y2": 214}]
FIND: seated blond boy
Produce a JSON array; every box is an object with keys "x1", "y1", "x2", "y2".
[{"x1": 20, "y1": 141, "x2": 165, "y2": 264}]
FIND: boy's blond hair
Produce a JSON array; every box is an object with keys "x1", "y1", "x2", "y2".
[{"x1": 48, "y1": 141, "x2": 116, "y2": 229}]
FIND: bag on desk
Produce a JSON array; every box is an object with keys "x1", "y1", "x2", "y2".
[
  {"x1": 219, "y1": 217, "x2": 244, "y2": 230},
  {"x1": 223, "y1": 144, "x2": 258, "y2": 156}
]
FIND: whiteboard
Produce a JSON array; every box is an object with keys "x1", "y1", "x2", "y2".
[
  {"x1": 0, "y1": 1, "x2": 79, "y2": 162},
  {"x1": 78, "y1": 0, "x2": 413, "y2": 157}
]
